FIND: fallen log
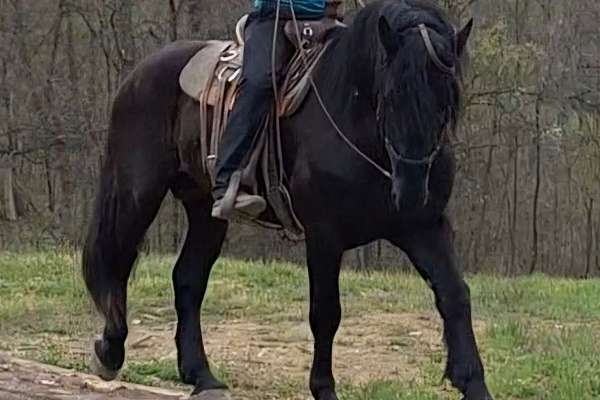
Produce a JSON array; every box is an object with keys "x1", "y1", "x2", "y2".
[{"x1": 0, "y1": 352, "x2": 187, "y2": 399}]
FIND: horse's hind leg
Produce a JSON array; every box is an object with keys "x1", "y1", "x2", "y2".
[
  {"x1": 171, "y1": 192, "x2": 227, "y2": 392},
  {"x1": 390, "y1": 215, "x2": 493, "y2": 400}
]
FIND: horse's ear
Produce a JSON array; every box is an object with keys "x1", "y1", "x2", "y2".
[
  {"x1": 378, "y1": 16, "x2": 399, "y2": 57},
  {"x1": 456, "y1": 18, "x2": 473, "y2": 57}
]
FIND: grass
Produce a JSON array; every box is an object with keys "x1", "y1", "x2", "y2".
[{"x1": 1, "y1": 250, "x2": 599, "y2": 399}]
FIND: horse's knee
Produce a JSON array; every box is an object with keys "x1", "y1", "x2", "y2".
[
  {"x1": 452, "y1": 281, "x2": 471, "y2": 307},
  {"x1": 436, "y1": 280, "x2": 471, "y2": 317},
  {"x1": 173, "y1": 280, "x2": 203, "y2": 317},
  {"x1": 309, "y1": 296, "x2": 341, "y2": 336}
]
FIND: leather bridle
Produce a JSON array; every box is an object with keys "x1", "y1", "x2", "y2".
[
  {"x1": 380, "y1": 23, "x2": 456, "y2": 163},
  {"x1": 378, "y1": 23, "x2": 457, "y2": 204}
]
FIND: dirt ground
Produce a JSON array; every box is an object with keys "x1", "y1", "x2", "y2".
[
  {"x1": 1, "y1": 312, "x2": 468, "y2": 399},
  {"x1": 0, "y1": 353, "x2": 187, "y2": 400}
]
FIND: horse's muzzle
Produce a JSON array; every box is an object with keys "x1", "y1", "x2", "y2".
[{"x1": 391, "y1": 173, "x2": 428, "y2": 210}]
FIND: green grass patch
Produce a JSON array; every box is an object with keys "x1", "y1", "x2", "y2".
[
  {"x1": 121, "y1": 359, "x2": 180, "y2": 386},
  {"x1": 482, "y1": 318, "x2": 600, "y2": 399},
  {"x1": 340, "y1": 381, "x2": 441, "y2": 400},
  {"x1": 1, "y1": 252, "x2": 599, "y2": 399}
]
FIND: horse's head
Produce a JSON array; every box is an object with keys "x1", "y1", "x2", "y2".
[{"x1": 376, "y1": 1, "x2": 472, "y2": 209}]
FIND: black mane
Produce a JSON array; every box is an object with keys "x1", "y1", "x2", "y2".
[{"x1": 318, "y1": 0, "x2": 462, "y2": 143}]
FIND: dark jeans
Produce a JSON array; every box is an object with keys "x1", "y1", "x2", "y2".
[{"x1": 212, "y1": 9, "x2": 294, "y2": 200}]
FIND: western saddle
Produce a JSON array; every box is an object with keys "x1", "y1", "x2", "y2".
[{"x1": 179, "y1": 1, "x2": 345, "y2": 237}]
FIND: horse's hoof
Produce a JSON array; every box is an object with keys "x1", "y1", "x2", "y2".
[
  {"x1": 90, "y1": 338, "x2": 119, "y2": 381},
  {"x1": 189, "y1": 389, "x2": 231, "y2": 400}
]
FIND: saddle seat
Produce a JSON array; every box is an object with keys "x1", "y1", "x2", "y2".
[{"x1": 178, "y1": 7, "x2": 345, "y2": 238}]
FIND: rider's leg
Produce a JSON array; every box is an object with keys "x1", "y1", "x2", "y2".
[{"x1": 212, "y1": 10, "x2": 293, "y2": 220}]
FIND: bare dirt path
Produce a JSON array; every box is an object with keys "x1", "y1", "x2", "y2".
[{"x1": 1, "y1": 312, "x2": 470, "y2": 399}]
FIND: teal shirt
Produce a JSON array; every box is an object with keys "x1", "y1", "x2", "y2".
[{"x1": 255, "y1": 0, "x2": 325, "y2": 18}]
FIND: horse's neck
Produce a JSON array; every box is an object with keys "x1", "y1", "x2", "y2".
[
  {"x1": 314, "y1": 28, "x2": 380, "y2": 127},
  {"x1": 306, "y1": 30, "x2": 387, "y2": 167}
]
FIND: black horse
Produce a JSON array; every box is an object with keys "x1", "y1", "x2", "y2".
[{"x1": 82, "y1": 0, "x2": 492, "y2": 399}]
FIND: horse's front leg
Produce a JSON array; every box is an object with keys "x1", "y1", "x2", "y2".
[
  {"x1": 305, "y1": 228, "x2": 343, "y2": 400},
  {"x1": 390, "y1": 215, "x2": 493, "y2": 400}
]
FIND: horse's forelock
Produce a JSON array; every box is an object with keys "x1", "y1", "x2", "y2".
[{"x1": 384, "y1": 1, "x2": 456, "y2": 56}]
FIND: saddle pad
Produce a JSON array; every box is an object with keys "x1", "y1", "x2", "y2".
[{"x1": 179, "y1": 40, "x2": 235, "y2": 100}]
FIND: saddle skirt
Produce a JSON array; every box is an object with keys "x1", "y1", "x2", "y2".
[{"x1": 178, "y1": 15, "x2": 344, "y2": 238}]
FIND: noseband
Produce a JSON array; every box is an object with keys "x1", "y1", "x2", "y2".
[
  {"x1": 383, "y1": 126, "x2": 448, "y2": 205},
  {"x1": 384, "y1": 128, "x2": 446, "y2": 167}
]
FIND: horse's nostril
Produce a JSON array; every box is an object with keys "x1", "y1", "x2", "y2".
[{"x1": 391, "y1": 187, "x2": 402, "y2": 209}]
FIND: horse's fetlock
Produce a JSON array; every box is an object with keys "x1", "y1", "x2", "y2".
[
  {"x1": 181, "y1": 364, "x2": 227, "y2": 390},
  {"x1": 94, "y1": 337, "x2": 125, "y2": 371},
  {"x1": 445, "y1": 359, "x2": 484, "y2": 393},
  {"x1": 310, "y1": 374, "x2": 335, "y2": 397}
]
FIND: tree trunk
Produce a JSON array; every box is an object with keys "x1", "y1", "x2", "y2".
[
  {"x1": 585, "y1": 197, "x2": 593, "y2": 278},
  {"x1": 509, "y1": 134, "x2": 519, "y2": 275},
  {"x1": 529, "y1": 98, "x2": 542, "y2": 274},
  {"x1": 168, "y1": 0, "x2": 179, "y2": 41},
  {"x1": 1, "y1": 167, "x2": 18, "y2": 221},
  {"x1": 186, "y1": 0, "x2": 204, "y2": 37}
]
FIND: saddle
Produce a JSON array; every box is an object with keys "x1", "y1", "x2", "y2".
[{"x1": 179, "y1": 4, "x2": 345, "y2": 238}]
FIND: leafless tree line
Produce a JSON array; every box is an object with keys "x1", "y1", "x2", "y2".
[{"x1": 1, "y1": 0, "x2": 599, "y2": 276}]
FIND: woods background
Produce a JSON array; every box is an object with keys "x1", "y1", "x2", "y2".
[{"x1": 0, "y1": 0, "x2": 599, "y2": 276}]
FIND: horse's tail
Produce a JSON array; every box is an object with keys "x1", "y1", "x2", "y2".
[
  {"x1": 82, "y1": 155, "x2": 132, "y2": 328},
  {"x1": 82, "y1": 41, "x2": 205, "y2": 333},
  {"x1": 82, "y1": 95, "x2": 166, "y2": 328}
]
